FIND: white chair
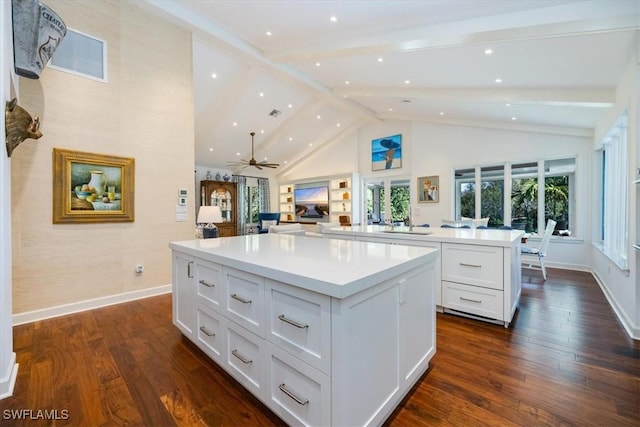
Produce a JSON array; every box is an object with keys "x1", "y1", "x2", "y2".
[{"x1": 521, "y1": 219, "x2": 556, "y2": 280}]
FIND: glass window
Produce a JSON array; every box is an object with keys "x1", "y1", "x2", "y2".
[
  {"x1": 366, "y1": 181, "x2": 385, "y2": 224},
  {"x1": 455, "y1": 168, "x2": 475, "y2": 220},
  {"x1": 480, "y1": 166, "x2": 504, "y2": 227},
  {"x1": 390, "y1": 179, "x2": 410, "y2": 223},
  {"x1": 544, "y1": 158, "x2": 575, "y2": 233},
  {"x1": 511, "y1": 162, "x2": 538, "y2": 232}
]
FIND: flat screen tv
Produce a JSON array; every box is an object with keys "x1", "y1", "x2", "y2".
[{"x1": 294, "y1": 186, "x2": 329, "y2": 218}]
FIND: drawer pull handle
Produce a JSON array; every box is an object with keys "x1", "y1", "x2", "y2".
[
  {"x1": 459, "y1": 262, "x2": 482, "y2": 268},
  {"x1": 187, "y1": 261, "x2": 193, "y2": 278},
  {"x1": 460, "y1": 296, "x2": 482, "y2": 304},
  {"x1": 199, "y1": 326, "x2": 215, "y2": 337},
  {"x1": 278, "y1": 314, "x2": 309, "y2": 329},
  {"x1": 231, "y1": 294, "x2": 252, "y2": 304},
  {"x1": 231, "y1": 349, "x2": 252, "y2": 364},
  {"x1": 199, "y1": 280, "x2": 215, "y2": 288},
  {"x1": 279, "y1": 383, "x2": 309, "y2": 406}
]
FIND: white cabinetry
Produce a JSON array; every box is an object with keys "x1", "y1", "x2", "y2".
[{"x1": 171, "y1": 238, "x2": 437, "y2": 426}]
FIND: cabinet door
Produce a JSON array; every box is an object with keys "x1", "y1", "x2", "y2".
[{"x1": 173, "y1": 253, "x2": 195, "y2": 338}]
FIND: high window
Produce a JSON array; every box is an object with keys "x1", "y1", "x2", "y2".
[{"x1": 598, "y1": 112, "x2": 628, "y2": 269}]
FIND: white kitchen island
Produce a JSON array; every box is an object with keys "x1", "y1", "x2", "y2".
[
  {"x1": 170, "y1": 233, "x2": 438, "y2": 426},
  {"x1": 321, "y1": 225, "x2": 523, "y2": 327}
]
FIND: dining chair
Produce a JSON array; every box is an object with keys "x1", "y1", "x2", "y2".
[{"x1": 521, "y1": 219, "x2": 556, "y2": 280}]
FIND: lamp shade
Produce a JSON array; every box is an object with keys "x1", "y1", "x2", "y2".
[{"x1": 197, "y1": 206, "x2": 223, "y2": 224}]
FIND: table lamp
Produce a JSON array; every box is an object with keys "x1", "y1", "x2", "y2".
[{"x1": 197, "y1": 206, "x2": 223, "y2": 238}]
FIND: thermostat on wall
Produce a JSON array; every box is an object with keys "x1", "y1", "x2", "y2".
[
  {"x1": 179, "y1": 189, "x2": 188, "y2": 197},
  {"x1": 178, "y1": 197, "x2": 187, "y2": 206}
]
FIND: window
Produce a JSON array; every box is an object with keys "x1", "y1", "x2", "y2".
[
  {"x1": 455, "y1": 156, "x2": 576, "y2": 235},
  {"x1": 244, "y1": 177, "x2": 260, "y2": 223},
  {"x1": 480, "y1": 166, "x2": 504, "y2": 227},
  {"x1": 598, "y1": 112, "x2": 628, "y2": 269},
  {"x1": 365, "y1": 177, "x2": 410, "y2": 224}
]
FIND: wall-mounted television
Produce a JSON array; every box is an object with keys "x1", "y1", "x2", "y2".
[{"x1": 294, "y1": 186, "x2": 329, "y2": 219}]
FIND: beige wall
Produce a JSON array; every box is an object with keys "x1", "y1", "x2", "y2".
[{"x1": 11, "y1": 0, "x2": 195, "y2": 314}]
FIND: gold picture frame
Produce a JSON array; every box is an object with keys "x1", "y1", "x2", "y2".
[
  {"x1": 417, "y1": 175, "x2": 439, "y2": 203},
  {"x1": 53, "y1": 148, "x2": 135, "y2": 223}
]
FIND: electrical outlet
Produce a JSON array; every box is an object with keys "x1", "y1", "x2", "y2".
[{"x1": 135, "y1": 264, "x2": 144, "y2": 273}]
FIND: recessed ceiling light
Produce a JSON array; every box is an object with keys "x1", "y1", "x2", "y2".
[
  {"x1": 260, "y1": 129, "x2": 265, "y2": 133},
  {"x1": 439, "y1": 112, "x2": 445, "y2": 116},
  {"x1": 236, "y1": 152, "x2": 240, "y2": 156},
  {"x1": 506, "y1": 103, "x2": 511, "y2": 107},
  {"x1": 209, "y1": 147, "x2": 213, "y2": 152},
  {"x1": 211, "y1": 73, "x2": 217, "y2": 79},
  {"x1": 259, "y1": 92, "x2": 264, "y2": 97},
  {"x1": 388, "y1": 108, "x2": 393, "y2": 111},
  {"x1": 233, "y1": 122, "x2": 238, "y2": 126},
  {"x1": 289, "y1": 137, "x2": 293, "y2": 141},
  {"x1": 495, "y1": 78, "x2": 502, "y2": 83},
  {"x1": 330, "y1": 16, "x2": 337, "y2": 22},
  {"x1": 316, "y1": 115, "x2": 321, "y2": 119},
  {"x1": 345, "y1": 80, "x2": 350, "y2": 85},
  {"x1": 288, "y1": 104, "x2": 293, "y2": 108},
  {"x1": 484, "y1": 48, "x2": 493, "y2": 55},
  {"x1": 336, "y1": 123, "x2": 341, "y2": 127},
  {"x1": 315, "y1": 62, "x2": 321, "y2": 67},
  {"x1": 284, "y1": 160, "x2": 288, "y2": 164},
  {"x1": 309, "y1": 143, "x2": 313, "y2": 146},
  {"x1": 511, "y1": 117, "x2": 517, "y2": 120},
  {"x1": 404, "y1": 80, "x2": 410, "y2": 84},
  {"x1": 263, "y1": 157, "x2": 268, "y2": 161},
  {"x1": 266, "y1": 31, "x2": 272, "y2": 36},
  {"x1": 377, "y1": 57, "x2": 384, "y2": 62}
]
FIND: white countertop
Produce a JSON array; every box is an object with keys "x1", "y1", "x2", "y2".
[
  {"x1": 324, "y1": 225, "x2": 523, "y2": 247},
  {"x1": 170, "y1": 233, "x2": 438, "y2": 299}
]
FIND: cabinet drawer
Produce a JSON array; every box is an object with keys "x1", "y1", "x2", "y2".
[
  {"x1": 226, "y1": 322, "x2": 264, "y2": 397},
  {"x1": 442, "y1": 281, "x2": 504, "y2": 320},
  {"x1": 196, "y1": 260, "x2": 223, "y2": 311},
  {"x1": 266, "y1": 342, "x2": 330, "y2": 427},
  {"x1": 442, "y1": 243, "x2": 503, "y2": 290},
  {"x1": 196, "y1": 303, "x2": 225, "y2": 364},
  {"x1": 266, "y1": 280, "x2": 331, "y2": 375},
  {"x1": 224, "y1": 268, "x2": 264, "y2": 337}
]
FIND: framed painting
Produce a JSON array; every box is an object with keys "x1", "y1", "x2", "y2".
[
  {"x1": 418, "y1": 175, "x2": 439, "y2": 203},
  {"x1": 371, "y1": 134, "x2": 402, "y2": 170},
  {"x1": 53, "y1": 148, "x2": 135, "y2": 223}
]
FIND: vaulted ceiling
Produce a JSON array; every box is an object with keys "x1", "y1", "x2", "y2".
[{"x1": 143, "y1": 0, "x2": 639, "y2": 176}]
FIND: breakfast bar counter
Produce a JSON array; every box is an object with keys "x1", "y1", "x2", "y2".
[
  {"x1": 170, "y1": 234, "x2": 438, "y2": 426},
  {"x1": 322, "y1": 225, "x2": 523, "y2": 327}
]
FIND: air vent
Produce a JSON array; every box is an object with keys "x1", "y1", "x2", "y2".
[
  {"x1": 48, "y1": 28, "x2": 107, "y2": 82},
  {"x1": 269, "y1": 109, "x2": 281, "y2": 117}
]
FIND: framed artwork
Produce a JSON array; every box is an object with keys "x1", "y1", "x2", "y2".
[
  {"x1": 53, "y1": 148, "x2": 135, "y2": 223},
  {"x1": 418, "y1": 175, "x2": 439, "y2": 203},
  {"x1": 371, "y1": 134, "x2": 402, "y2": 170}
]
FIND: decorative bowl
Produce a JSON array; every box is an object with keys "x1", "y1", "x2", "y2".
[{"x1": 75, "y1": 190, "x2": 94, "y2": 200}]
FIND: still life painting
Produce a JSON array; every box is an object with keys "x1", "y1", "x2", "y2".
[
  {"x1": 371, "y1": 134, "x2": 402, "y2": 170},
  {"x1": 53, "y1": 148, "x2": 135, "y2": 223}
]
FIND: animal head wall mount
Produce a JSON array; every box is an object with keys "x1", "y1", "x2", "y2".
[{"x1": 5, "y1": 98, "x2": 42, "y2": 157}]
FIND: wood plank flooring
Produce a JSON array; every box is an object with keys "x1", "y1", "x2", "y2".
[{"x1": 1, "y1": 268, "x2": 638, "y2": 426}]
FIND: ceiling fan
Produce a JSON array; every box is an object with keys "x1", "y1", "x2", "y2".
[{"x1": 227, "y1": 132, "x2": 279, "y2": 169}]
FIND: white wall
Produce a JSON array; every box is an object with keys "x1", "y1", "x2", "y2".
[
  {"x1": 591, "y1": 43, "x2": 639, "y2": 339},
  {"x1": 0, "y1": 0, "x2": 18, "y2": 399}
]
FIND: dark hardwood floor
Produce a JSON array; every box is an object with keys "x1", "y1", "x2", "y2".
[{"x1": 1, "y1": 268, "x2": 638, "y2": 426}]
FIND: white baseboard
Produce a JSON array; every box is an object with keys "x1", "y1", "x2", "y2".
[
  {"x1": 12, "y1": 285, "x2": 172, "y2": 326},
  {"x1": 591, "y1": 270, "x2": 639, "y2": 340},
  {"x1": 0, "y1": 353, "x2": 18, "y2": 400}
]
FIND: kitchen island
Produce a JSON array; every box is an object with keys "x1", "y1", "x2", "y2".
[
  {"x1": 170, "y1": 233, "x2": 438, "y2": 426},
  {"x1": 321, "y1": 225, "x2": 523, "y2": 327}
]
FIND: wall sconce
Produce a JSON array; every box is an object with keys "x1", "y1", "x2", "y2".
[{"x1": 197, "y1": 206, "x2": 223, "y2": 239}]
